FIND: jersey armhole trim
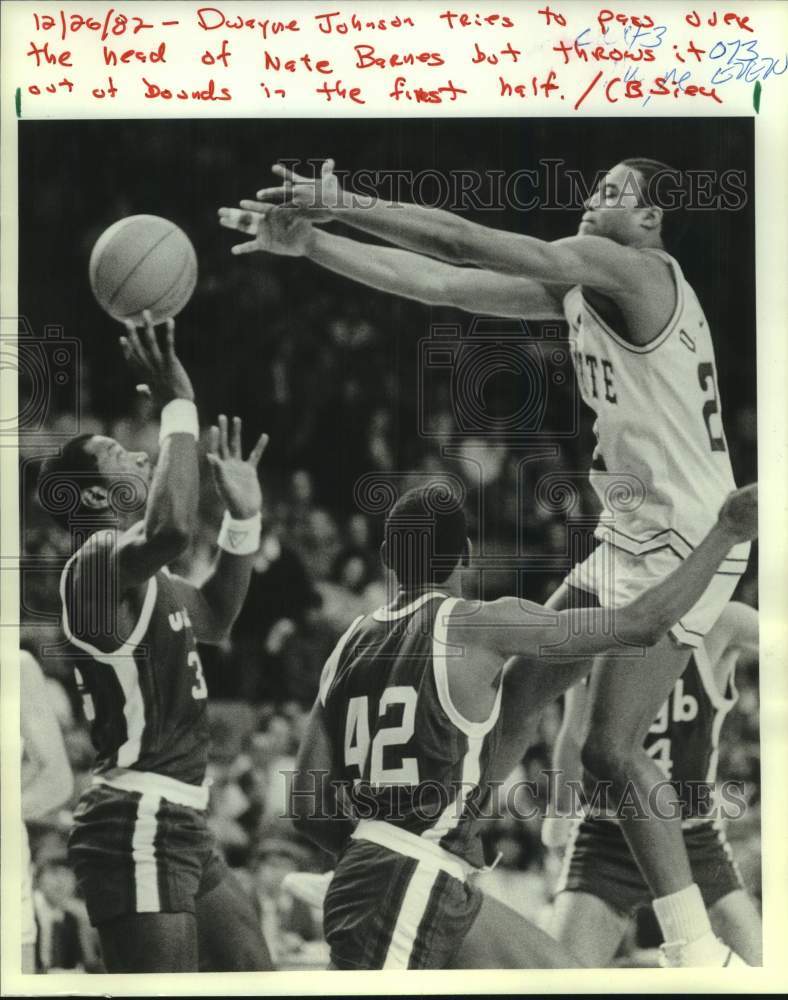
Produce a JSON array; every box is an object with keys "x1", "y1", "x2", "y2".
[
  {"x1": 432, "y1": 597, "x2": 502, "y2": 738},
  {"x1": 319, "y1": 615, "x2": 365, "y2": 707},
  {"x1": 581, "y1": 251, "x2": 685, "y2": 355},
  {"x1": 59, "y1": 548, "x2": 158, "y2": 660}
]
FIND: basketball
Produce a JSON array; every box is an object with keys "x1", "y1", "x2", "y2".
[{"x1": 89, "y1": 215, "x2": 197, "y2": 325}]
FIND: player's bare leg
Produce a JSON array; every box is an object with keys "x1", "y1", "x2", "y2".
[
  {"x1": 709, "y1": 890, "x2": 763, "y2": 966},
  {"x1": 97, "y1": 912, "x2": 198, "y2": 972},
  {"x1": 449, "y1": 891, "x2": 583, "y2": 969},
  {"x1": 581, "y1": 636, "x2": 741, "y2": 965},
  {"x1": 196, "y1": 871, "x2": 274, "y2": 971},
  {"x1": 547, "y1": 890, "x2": 629, "y2": 968}
]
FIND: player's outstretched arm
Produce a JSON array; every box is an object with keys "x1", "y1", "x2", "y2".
[
  {"x1": 71, "y1": 314, "x2": 199, "y2": 607},
  {"x1": 20, "y1": 650, "x2": 73, "y2": 820},
  {"x1": 456, "y1": 484, "x2": 758, "y2": 665},
  {"x1": 173, "y1": 418, "x2": 268, "y2": 645},
  {"x1": 254, "y1": 159, "x2": 647, "y2": 294},
  {"x1": 218, "y1": 204, "x2": 564, "y2": 319}
]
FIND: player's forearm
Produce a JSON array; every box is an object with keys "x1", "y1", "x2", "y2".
[
  {"x1": 198, "y1": 551, "x2": 255, "y2": 641},
  {"x1": 331, "y1": 195, "x2": 476, "y2": 265},
  {"x1": 307, "y1": 229, "x2": 449, "y2": 305},
  {"x1": 332, "y1": 196, "x2": 558, "y2": 279},
  {"x1": 619, "y1": 523, "x2": 741, "y2": 644},
  {"x1": 143, "y1": 433, "x2": 199, "y2": 552}
]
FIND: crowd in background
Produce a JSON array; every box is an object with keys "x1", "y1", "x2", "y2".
[
  {"x1": 18, "y1": 117, "x2": 759, "y2": 970},
  {"x1": 20, "y1": 354, "x2": 761, "y2": 969}
]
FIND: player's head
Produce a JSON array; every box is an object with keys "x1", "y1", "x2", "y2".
[
  {"x1": 381, "y1": 484, "x2": 470, "y2": 590},
  {"x1": 580, "y1": 158, "x2": 687, "y2": 248},
  {"x1": 38, "y1": 433, "x2": 151, "y2": 531}
]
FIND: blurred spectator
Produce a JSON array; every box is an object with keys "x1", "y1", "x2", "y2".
[{"x1": 33, "y1": 856, "x2": 100, "y2": 972}]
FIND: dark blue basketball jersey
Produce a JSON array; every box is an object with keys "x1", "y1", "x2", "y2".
[
  {"x1": 320, "y1": 591, "x2": 502, "y2": 869},
  {"x1": 643, "y1": 645, "x2": 737, "y2": 819},
  {"x1": 60, "y1": 539, "x2": 210, "y2": 786}
]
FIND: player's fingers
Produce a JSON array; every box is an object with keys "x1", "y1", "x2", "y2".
[
  {"x1": 231, "y1": 240, "x2": 263, "y2": 256},
  {"x1": 248, "y1": 432, "x2": 270, "y2": 467},
  {"x1": 231, "y1": 416, "x2": 242, "y2": 457},
  {"x1": 119, "y1": 336, "x2": 132, "y2": 363},
  {"x1": 254, "y1": 185, "x2": 290, "y2": 203},
  {"x1": 218, "y1": 208, "x2": 258, "y2": 234},
  {"x1": 271, "y1": 163, "x2": 309, "y2": 183},
  {"x1": 126, "y1": 326, "x2": 150, "y2": 370},
  {"x1": 135, "y1": 383, "x2": 152, "y2": 398},
  {"x1": 238, "y1": 200, "x2": 275, "y2": 217},
  {"x1": 206, "y1": 424, "x2": 220, "y2": 455},
  {"x1": 163, "y1": 318, "x2": 176, "y2": 358},
  {"x1": 218, "y1": 414, "x2": 229, "y2": 459},
  {"x1": 141, "y1": 310, "x2": 164, "y2": 366}
]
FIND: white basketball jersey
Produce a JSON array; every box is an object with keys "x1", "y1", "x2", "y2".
[{"x1": 563, "y1": 248, "x2": 749, "y2": 570}]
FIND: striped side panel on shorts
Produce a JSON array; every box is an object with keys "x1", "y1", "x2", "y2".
[
  {"x1": 382, "y1": 862, "x2": 441, "y2": 969},
  {"x1": 367, "y1": 855, "x2": 417, "y2": 969},
  {"x1": 131, "y1": 793, "x2": 162, "y2": 913},
  {"x1": 408, "y1": 869, "x2": 452, "y2": 969}
]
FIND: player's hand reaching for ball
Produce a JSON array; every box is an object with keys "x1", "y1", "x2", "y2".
[
  {"x1": 217, "y1": 204, "x2": 314, "y2": 257},
  {"x1": 119, "y1": 311, "x2": 195, "y2": 407},
  {"x1": 254, "y1": 158, "x2": 344, "y2": 220},
  {"x1": 206, "y1": 416, "x2": 268, "y2": 519},
  {"x1": 717, "y1": 483, "x2": 758, "y2": 544}
]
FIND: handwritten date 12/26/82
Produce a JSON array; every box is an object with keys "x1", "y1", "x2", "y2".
[{"x1": 574, "y1": 70, "x2": 722, "y2": 107}]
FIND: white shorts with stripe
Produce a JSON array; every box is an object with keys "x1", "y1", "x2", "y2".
[{"x1": 566, "y1": 540, "x2": 748, "y2": 648}]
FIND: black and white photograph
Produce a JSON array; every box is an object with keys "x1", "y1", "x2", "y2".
[{"x1": 9, "y1": 110, "x2": 768, "y2": 981}]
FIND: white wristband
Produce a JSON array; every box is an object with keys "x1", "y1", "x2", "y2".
[
  {"x1": 217, "y1": 510, "x2": 262, "y2": 555},
  {"x1": 159, "y1": 399, "x2": 199, "y2": 443}
]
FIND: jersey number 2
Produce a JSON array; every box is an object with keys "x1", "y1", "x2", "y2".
[
  {"x1": 344, "y1": 686, "x2": 419, "y2": 786},
  {"x1": 698, "y1": 362, "x2": 727, "y2": 452}
]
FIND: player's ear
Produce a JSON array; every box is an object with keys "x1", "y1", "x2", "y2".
[
  {"x1": 461, "y1": 537, "x2": 472, "y2": 568},
  {"x1": 639, "y1": 204, "x2": 663, "y2": 232},
  {"x1": 81, "y1": 485, "x2": 109, "y2": 511}
]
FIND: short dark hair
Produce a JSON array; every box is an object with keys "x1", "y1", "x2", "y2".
[
  {"x1": 384, "y1": 484, "x2": 468, "y2": 588},
  {"x1": 620, "y1": 157, "x2": 689, "y2": 247},
  {"x1": 37, "y1": 433, "x2": 103, "y2": 531}
]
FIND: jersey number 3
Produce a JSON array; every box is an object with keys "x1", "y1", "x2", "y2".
[
  {"x1": 344, "y1": 686, "x2": 419, "y2": 786},
  {"x1": 188, "y1": 650, "x2": 208, "y2": 700},
  {"x1": 698, "y1": 362, "x2": 727, "y2": 453}
]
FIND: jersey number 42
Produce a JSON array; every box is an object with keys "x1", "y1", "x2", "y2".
[{"x1": 344, "y1": 686, "x2": 419, "y2": 786}]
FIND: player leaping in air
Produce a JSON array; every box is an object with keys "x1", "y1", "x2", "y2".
[
  {"x1": 38, "y1": 312, "x2": 272, "y2": 974},
  {"x1": 220, "y1": 155, "x2": 752, "y2": 966},
  {"x1": 289, "y1": 480, "x2": 757, "y2": 971}
]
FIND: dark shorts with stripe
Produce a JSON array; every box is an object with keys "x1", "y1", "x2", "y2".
[
  {"x1": 558, "y1": 817, "x2": 744, "y2": 917},
  {"x1": 324, "y1": 838, "x2": 483, "y2": 970},
  {"x1": 68, "y1": 785, "x2": 227, "y2": 926}
]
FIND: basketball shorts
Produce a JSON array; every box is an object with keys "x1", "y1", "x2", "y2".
[
  {"x1": 69, "y1": 781, "x2": 227, "y2": 926},
  {"x1": 324, "y1": 821, "x2": 483, "y2": 970},
  {"x1": 566, "y1": 541, "x2": 746, "y2": 648},
  {"x1": 555, "y1": 816, "x2": 744, "y2": 917}
]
